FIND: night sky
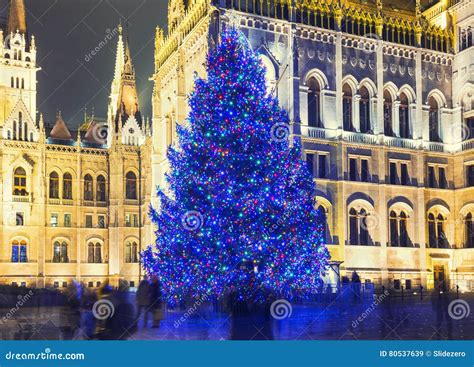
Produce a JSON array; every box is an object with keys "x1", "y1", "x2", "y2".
[{"x1": 0, "y1": 0, "x2": 167, "y2": 128}]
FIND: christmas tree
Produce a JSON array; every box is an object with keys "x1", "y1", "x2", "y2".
[{"x1": 142, "y1": 28, "x2": 329, "y2": 304}]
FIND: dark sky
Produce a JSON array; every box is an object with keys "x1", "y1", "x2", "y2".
[{"x1": 0, "y1": 0, "x2": 167, "y2": 128}]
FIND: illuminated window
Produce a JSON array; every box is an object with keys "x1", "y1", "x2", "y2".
[
  {"x1": 13, "y1": 167, "x2": 27, "y2": 196},
  {"x1": 11, "y1": 240, "x2": 27, "y2": 263}
]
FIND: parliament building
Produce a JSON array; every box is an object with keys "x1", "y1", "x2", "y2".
[{"x1": 1, "y1": 0, "x2": 473, "y2": 292}]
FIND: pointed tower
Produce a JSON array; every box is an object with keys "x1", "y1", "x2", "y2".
[
  {"x1": 7, "y1": 0, "x2": 27, "y2": 35},
  {"x1": 0, "y1": 0, "x2": 40, "y2": 134},
  {"x1": 107, "y1": 23, "x2": 144, "y2": 147},
  {"x1": 108, "y1": 22, "x2": 125, "y2": 124}
]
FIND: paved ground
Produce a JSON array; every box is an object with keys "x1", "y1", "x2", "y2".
[{"x1": 1, "y1": 292, "x2": 473, "y2": 340}]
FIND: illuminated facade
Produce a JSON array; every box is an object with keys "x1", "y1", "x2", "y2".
[
  {"x1": 0, "y1": 2, "x2": 153, "y2": 288},
  {"x1": 152, "y1": 0, "x2": 474, "y2": 291}
]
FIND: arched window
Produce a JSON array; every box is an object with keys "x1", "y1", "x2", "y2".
[
  {"x1": 383, "y1": 90, "x2": 393, "y2": 136},
  {"x1": 21, "y1": 78, "x2": 25, "y2": 89},
  {"x1": 88, "y1": 242, "x2": 102, "y2": 263},
  {"x1": 429, "y1": 96, "x2": 441, "y2": 142},
  {"x1": 96, "y1": 175, "x2": 106, "y2": 202},
  {"x1": 13, "y1": 167, "x2": 27, "y2": 196},
  {"x1": 343, "y1": 84, "x2": 353, "y2": 131},
  {"x1": 84, "y1": 174, "x2": 93, "y2": 201},
  {"x1": 87, "y1": 243, "x2": 94, "y2": 263},
  {"x1": 399, "y1": 92, "x2": 410, "y2": 139},
  {"x1": 53, "y1": 241, "x2": 61, "y2": 263},
  {"x1": 63, "y1": 173, "x2": 72, "y2": 199},
  {"x1": 307, "y1": 77, "x2": 322, "y2": 128},
  {"x1": 49, "y1": 171, "x2": 59, "y2": 198},
  {"x1": 13, "y1": 120, "x2": 17, "y2": 140},
  {"x1": 11, "y1": 76, "x2": 14, "y2": 88},
  {"x1": 95, "y1": 243, "x2": 102, "y2": 263},
  {"x1": 126, "y1": 171, "x2": 137, "y2": 200},
  {"x1": 389, "y1": 210, "x2": 410, "y2": 247},
  {"x1": 11, "y1": 240, "x2": 27, "y2": 263},
  {"x1": 125, "y1": 241, "x2": 139, "y2": 263},
  {"x1": 348, "y1": 207, "x2": 372, "y2": 245},
  {"x1": 359, "y1": 86, "x2": 371, "y2": 133},
  {"x1": 465, "y1": 213, "x2": 474, "y2": 248},
  {"x1": 61, "y1": 242, "x2": 69, "y2": 263},
  {"x1": 428, "y1": 213, "x2": 448, "y2": 248}
]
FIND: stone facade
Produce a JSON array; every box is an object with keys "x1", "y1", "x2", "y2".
[
  {"x1": 0, "y1": 8, "x2": 153, "y2": 289},
  {"x1": 151, "y1": 0, "x2": 474, "y2": 291}
]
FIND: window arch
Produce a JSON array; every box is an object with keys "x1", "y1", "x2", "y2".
[
  {"x1": 49, "y1": 171, "x2": 59, "y2": 199},
  {"x1": 348, "y1": 206, "x2": 373, "y2": 245},
  {"x1": 359, "y1": 86, "x2": 371, "y2": 133},
  {"x1": 125, "y1": 241, "x2": 139, "y2": 263},
  {"x1": 343, "y1": 83, "x2": 353, "y2": 131},
  {"x1": 427, "y1": 212, "x2": 448, "y2": 248},
  {"x1": 53, "y1": 241, "x2": 69, "y2": 263},
  {"x1": 96, "y1": 175, "x2": 106, "y2": 202},
  {"x1": 383, "y1": 90, "x2": 394, "y2": 136},
  {"x1": 88, "y1": 242, "x2": 102, "y2": 263},
  {"x1": 399, "y1": 92, "x2": 411, "y2": 139},
  {"x1": 13, "y1": 167, "x2": 27, "y2": 196},
  {"x1": 125, "y1": 171, "x2": 137, "y2": 200},
  {"x1": 428, "y1": 96, "x2": 441, "y2": 142},
  {"x1": 84, "y1": 174, "x2": 93, "y2": 201},
  {"x1": 63, "y1": 173, "x2": 72, "y2": 199},
  {"x1": 12, "y1": 240, "x2": 27, "y2": 263},
  {"x1": 389, "y1": 210, "x2": 410, "y2": 247},
  {"x1": 307, "y1": 77, "x2": 322, "y2": 128}
]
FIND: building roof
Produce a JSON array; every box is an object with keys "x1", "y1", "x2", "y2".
[{"x1": 49, "y1": 113, "x2": 72, "y2": 141}]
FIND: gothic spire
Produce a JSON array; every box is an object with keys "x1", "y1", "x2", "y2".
[{"x1": 7, "y1": 0, "x2": 27, "y2": 35}]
